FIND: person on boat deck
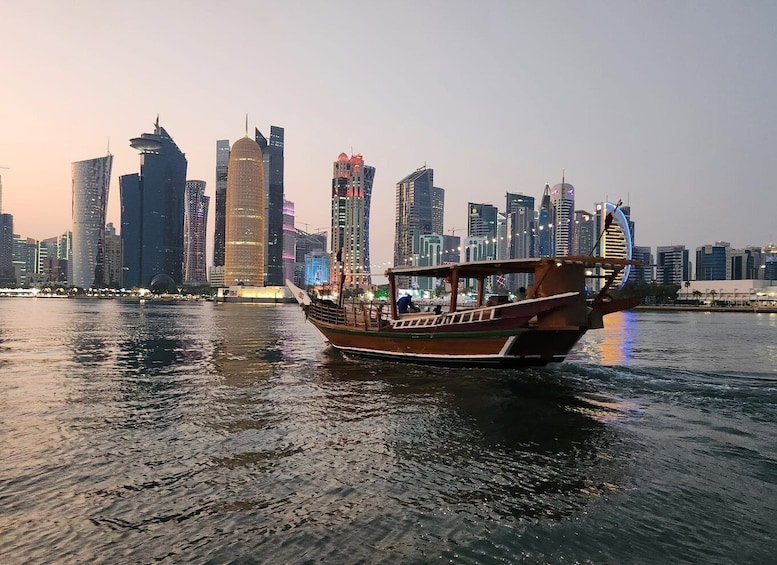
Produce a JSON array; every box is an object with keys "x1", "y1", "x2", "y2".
[
  {"x1": 397, "y1": 294, "x2": 418, "y2": 314},
  {"x1": 517, "y1": 287, "x2": 527, "y2": 301}
]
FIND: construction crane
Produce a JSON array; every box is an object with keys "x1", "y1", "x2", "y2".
[{"x1": 448, "y1": 227, "x2": 464, "y2": 235}]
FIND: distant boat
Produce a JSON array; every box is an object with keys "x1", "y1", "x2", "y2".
[{"x1": 287, "y1": 256, "x2": 640, "y2": 367}]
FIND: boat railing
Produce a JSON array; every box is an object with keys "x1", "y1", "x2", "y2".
[
  {"x1": 309, "y1": 300, "x2": 389, "y2": 330},
  {"x1": 392, "y1": 306, "x2": 498, "y2": 329}
]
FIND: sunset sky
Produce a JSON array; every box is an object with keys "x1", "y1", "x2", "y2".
[{"x1": 1, "y1": 1, "x2": 775, "y2": 270}]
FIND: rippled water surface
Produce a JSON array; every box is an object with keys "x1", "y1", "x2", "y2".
[{"x1": 1, "y1": 300, "x2": 776, "y2": 563}]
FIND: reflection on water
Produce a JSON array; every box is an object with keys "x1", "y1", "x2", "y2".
[
  {"x1": 211, "y1": 303, "x2": 285, "y2": 385},
  {"x1": 600, "y1": 310, "x2": 634, "y2": 365},
  {"x1": 2, "y1": 300, "x2": 775, "y2": 563}
]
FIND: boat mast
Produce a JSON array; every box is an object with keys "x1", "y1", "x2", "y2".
[
  {"x1": 449, "y1": 267, "x2": 460, "y2": 313},
  {"x1": 388, "y1": 272, "x2": 398, "y2": 319}
]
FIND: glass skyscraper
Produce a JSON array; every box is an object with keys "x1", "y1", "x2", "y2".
[
  {"x1": 394, "y1": 167, "x2": 435, "y2": 270},
  {"x1": 696, "y1": 242, "x2": 731, "y2": 281},
  {"x1": 120, "y1": 119, "x2": 188, "y2": 288},
  {"x1": 71, "y1": 154, "x2": 113, "y2": 288},
  {"x1": 213, "y1": 139, "x2": 230, "y2": 268},
  {"x1": 255, "y1": 126, "x2": 285, "y2": 286},
  {"x1": 183, "y1": 180, "x2": 209, "y2": 285},
  {"x1": 538, "y1": 183, "x2": 552, "y2": 257}
]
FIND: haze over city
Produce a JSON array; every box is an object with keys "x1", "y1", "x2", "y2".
[{"x1": 2, "y1": 0, "x2": 776, "y2": 271}]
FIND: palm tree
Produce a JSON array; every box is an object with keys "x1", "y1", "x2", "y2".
[
  {"x1": 684, "y1": 280, "x2": 690, "y2": 301},
  {"x1": 710, "y1": 289, "x2": 717, "y2": 305},
  {"x1": 693, "y1": 289, "x2": 702, "y2": 303}
]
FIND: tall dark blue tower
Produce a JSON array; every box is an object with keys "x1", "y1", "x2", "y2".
[
  {"x1": 255, "y1": 126, "x2": 284, "y2": 286},
  {"x1": 538, "y1": 183, "x2": 552, "y2": 257},
  {"x1": 120, "y1": 118, "x2": 188, "y2": 288}
]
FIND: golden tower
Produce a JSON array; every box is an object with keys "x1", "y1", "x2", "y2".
[{"x1": 224, "y1": 136, "x2": 265, "y2": 286}]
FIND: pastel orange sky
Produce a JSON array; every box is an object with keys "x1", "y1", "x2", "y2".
[{"x1": 2, "y1": 1, "x2": 775, "y2": 270}]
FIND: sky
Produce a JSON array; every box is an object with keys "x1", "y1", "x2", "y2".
[{"x1": 1, "y1": 0, "x2": 776, "y2": 272}]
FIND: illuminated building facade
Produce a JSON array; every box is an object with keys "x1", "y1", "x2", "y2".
[
  {"x1": 183, "y1": 180, "x2": 209, "y2": 285},
  {"x1": 593, "y1": 201, "x2": 633, "y2": 289},
  {"x1": 573, "y1": 210, "x2": 596, "y2": 256},
  {"x1": 295, "y1": 228, "x2": 327, "y2": 288},
  {"x1": 225, "y1": 136, "x2": 265, "y2": 286},
  {"x1": 331, "y1": 153, "x2": 374, "y2": 288},
  {"x1": 442, "y1": 234, "x2": 461, "y2": 264},
  {"x1": 71, "y1": 154, "x2": 113, "y2": 288},
  {"x1": 305, "y1": 250, "x2": 330, "y2": 287},
  {"x1": 551, "y1": 181, "x2": 574, "y2": 256},
  {"x1": 120, "y1": 119, "x2": 187, "y2": 288},
  {"x1": 467, "y1": 203, "x2": 498, "y2": 259}
]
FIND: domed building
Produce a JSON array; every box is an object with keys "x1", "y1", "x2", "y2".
[{"x1": 149, "y1": 273, "x2": 178, "y2": 294}]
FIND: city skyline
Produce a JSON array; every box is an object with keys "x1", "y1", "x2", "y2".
[{"x1": 2, "y1": 2, "x2": 776, "y2": 271}]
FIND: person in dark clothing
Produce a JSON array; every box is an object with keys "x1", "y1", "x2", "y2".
[{"x1": 397, "y1": 294, "x2": 412, "y2": 314}]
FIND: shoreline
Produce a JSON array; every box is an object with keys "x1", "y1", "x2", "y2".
[{"x1": 634, "y1": 304, "x2": 777, "y2": 313}]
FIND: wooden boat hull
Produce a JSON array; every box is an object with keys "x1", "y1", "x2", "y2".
[{"x1": 309, "y1": 321, "x2": 586, "y2": 367}]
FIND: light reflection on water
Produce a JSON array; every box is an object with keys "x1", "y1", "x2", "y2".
[{"x1": 0, "y1": 299, "x2": 775, "y2": 563}]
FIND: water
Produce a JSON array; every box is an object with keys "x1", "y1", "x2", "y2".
[{"x1": 1, "y1": 300, "x2": 776, "y2": 564}]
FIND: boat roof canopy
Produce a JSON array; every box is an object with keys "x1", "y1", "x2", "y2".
[{"x1": 385, "y1": 256, "x2": 639, "y2": 279}]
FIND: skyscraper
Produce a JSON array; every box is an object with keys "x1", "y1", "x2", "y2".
[
  {"x1": 71, "y1": 154, "x2": 113, "y2": 288},
  {"x1": 696, "y1": 242, "x2": 731, "y2": 281},
  {"x1": 213, "y1": 139, "x2": 230, "y2": 267},
  {"x1": 120, "y1": 119, "x2": 187, "y2": 288},
  {"x1": 331, "y1": 153, "x2": 374, "y2": 288},
  {"x1": 467, "y1": 203, "x2": 498, "y2": 259},
  {"x1": 225, "y1": 136, "x2": 265, "y2": 286},
  {"x1": 656, "y1": 245, "x2": 690, "y2": 286},
  {"x1": 255, "y1": 126, "x2": 285, "y2": 286},
  {"x1": 183, "y1": 180, "x2": 209, "y2": 285},
  {"x1": 538, "y1": 183, "x2": 552, "y2": 257},
  {"x1": 630, "y1": 246, "x2": 654, "y2": 282},
  {"x1": 594, "y1": 201, "x2": 632, "y2": 288},
  {"x1": 432, "y1": 186, "x2": 445, "y2": 236},
  {"x1": 103, "y1": 223, "x2": 122, "y2": 287},
  {"x1": 282, "y1": 198, "x2": 296, "y2": 283},
  {"x1": 573, "y1": 210, "x2": 596, "y2": 256},
  {"x1": 0, "y1": 213, "x2": 13, "y2": 285},
  {"x1": 394, "y1": 167, "x2": 435, "y2": 269},
  {"x1": 551, "y1": 180, "x2": 575, "y2": 256}
]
